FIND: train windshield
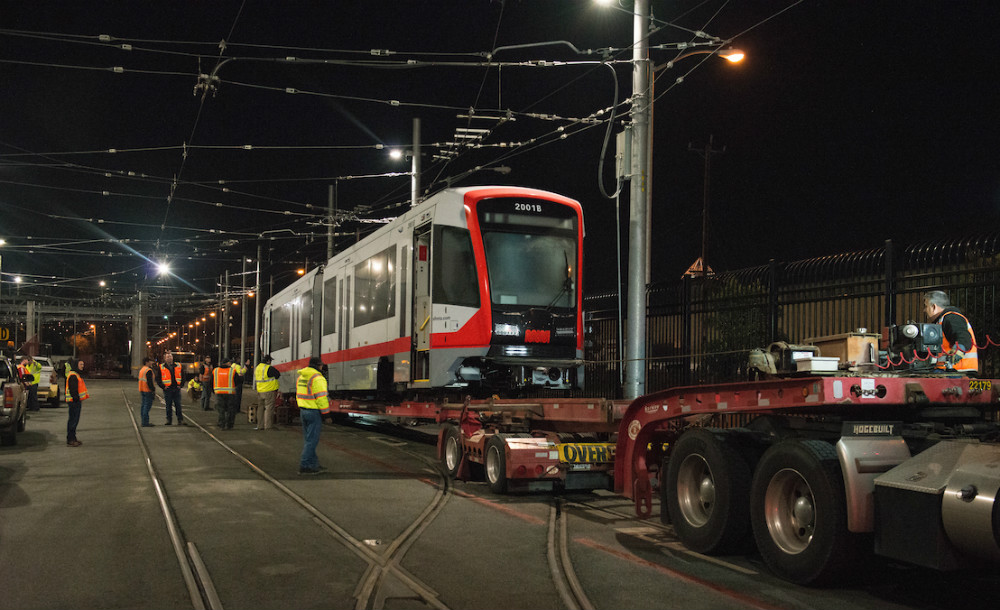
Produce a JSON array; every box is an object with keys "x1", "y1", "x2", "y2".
[{"x1": 478, "y1": 198, "x2": 579, "y2": 308}]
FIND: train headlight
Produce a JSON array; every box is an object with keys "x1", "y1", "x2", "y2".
[{"x1": 547, "y1": 367, "x2": 562, "y2": 382}]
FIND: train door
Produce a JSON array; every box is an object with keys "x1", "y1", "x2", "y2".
[
  {"x1": 321, "y1": 270, "x2": 339, "y2": 385},
  {"x1": 310, "y1": 270, "x2": 323, "y2": 359},
  {"x1": 412, "y1": 224, "x2": 431, "y2": 383}
]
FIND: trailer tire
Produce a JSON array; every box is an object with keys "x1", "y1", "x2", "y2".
[
  {"x1": 664, "y1": 428, "x2": 751, "y2": 554},
  {"x1": 485, "y1": 436, "x2": 508, "y2": 494},
  {"x1": 750, "y1": 439, "x2": 871, "y2": 586},
  {"x1": 441, "y1": 423, "x2": 463, "y2": 478}
]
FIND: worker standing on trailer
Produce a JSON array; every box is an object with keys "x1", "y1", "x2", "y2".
[
  {"x1": 296, "y1": 356, "x2": 331, "y2": 475},
  {"x1": 213, "y1": 355, "x2": 237, "y2": 430},
  {"x1": 254, "y1": 354, "x2": 281, "y2": 430},
  {"x1": 923, "y1": 290, "x2": 979, "y2": 374},
  {"x1": 198, "y1": 355, "x2": 214, "y2": 411}
]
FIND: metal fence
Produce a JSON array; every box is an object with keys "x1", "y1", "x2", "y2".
[{"x1": 584, "y1": 235, "x2": 1000, "y2": 398}]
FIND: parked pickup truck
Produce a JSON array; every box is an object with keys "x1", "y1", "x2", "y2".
[{"x1": 0, "y1": 356, "x2": 28, "y2": 445}]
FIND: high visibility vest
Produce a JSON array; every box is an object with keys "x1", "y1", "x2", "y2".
[
  {"x1": 200, "y1": 364, "x2": 213, "y2": 383},
  {"x1": 160, "y1": 363, "x2": 182, "y2": 387},
  {"x1": 296, "y1": 369, "x2": 330, "y2": 413},
  {"x1": 937, "y1": 311, "x2": 979, "y2": 372},
  {"x1": 17, "y1": 364, "x2": 28, "y2": 383},
  {"x1": 213, "y1": 366, "x2": 235, "y2": 394},
  {"x1": 66, "y1": 371, "x2": 89, "y2": 401},
  {"x1": 255, "y1": 363, "x2": 279, "y2": 392},
  {"x1": 138, "y1": 366, "x2": 154, "y2": 392},
  {"x1": 25, "y1": 361, "x2": 41, "y2": 386}
]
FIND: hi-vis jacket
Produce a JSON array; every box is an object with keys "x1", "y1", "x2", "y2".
[
  {"x1": 295, "y1": 366, "x2": 331, "y2": 413},
  {"x1": 936, "y1": 310, "x2": 979, "y2": 372},
  {"x1": 160, "y1": 363, "x2": 182, "y2": 388},
  {"x1": 138, "y1": 365, "x2": 154, "y2": 393},
  {"x1": 255, "y1": 362, "x2": 279, "y2": 392},
  {"x1": 213, "y1": 366, "x2": 235, "y2": 395},
  {"x1": 66, "y1": 370, "x2": 89, "y2": 402}
]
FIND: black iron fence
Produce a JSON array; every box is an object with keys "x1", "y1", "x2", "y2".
[{"x1": 584, "y1": 235, "x2": 1000, "y2": 398}]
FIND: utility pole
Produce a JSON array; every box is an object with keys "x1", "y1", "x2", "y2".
[
  {"x1": 327, "y1": 181, "x2": 337, "y2": 261},
  {"x1": 624, "y1": 0, "x2": 651, "y2": 400},
  {"x1": 689, "y1": 135, "x2": 725, "y2": 277},
  {"x1": 411, "y1": 117, "x2": 421, "y2": 207}
]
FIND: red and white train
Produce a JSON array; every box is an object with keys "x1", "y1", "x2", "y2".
[{"x1": 262, "y1": 185, "x2": 585, "y2": 400}]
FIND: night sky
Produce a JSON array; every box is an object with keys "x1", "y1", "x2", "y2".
[{"x1": 1, "y1": 1, "x2": 998, "y2": 309}]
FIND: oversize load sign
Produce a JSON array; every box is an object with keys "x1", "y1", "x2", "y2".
[{"x1": 557, "y1": 443, "x2": 616, "y2": 463}]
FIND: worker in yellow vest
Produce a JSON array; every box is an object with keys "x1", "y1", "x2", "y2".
[
  {"x1": 65, "y1": 360, "x2": 89, "y2": 447},
  {"x1": 254, "y1": 354, "x2": 281, "y2": 430},
  {"x1": 213, "y1": 354, "x2": 237, "y2": 430},
  {"x1": 21, "y1": 356, "x2": 42, "y2": 412},
  {"x1": 296, "y1": 356, "x2": 331, "y2": 475}
]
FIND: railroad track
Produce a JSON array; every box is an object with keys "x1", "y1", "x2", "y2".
[{"x1": 122, "y1": 387, "x2": 452, "y2": 610}]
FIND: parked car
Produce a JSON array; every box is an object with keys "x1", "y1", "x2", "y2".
[{"x1": 0, "y1": 357, "x2": 28, "y2": 445}]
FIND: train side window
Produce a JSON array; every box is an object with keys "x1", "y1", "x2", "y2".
[
  {"x1": 271, "y1": 305, "x2": 290, "y2": 351},
  {"x1": 323, "y1": 277, "x2": 337, "y2": 335},
  {"x1": 432, "y1": 226, "x2": 479, "y2": 307},
  {"x1": 354, "y1": 246, "x2": 396, "y2": 327},
  {"x1": 300, "y1": 289, "x2": 313, "y2": 341}
]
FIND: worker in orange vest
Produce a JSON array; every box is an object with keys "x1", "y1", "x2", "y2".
[
  {"x1": 213, "y1": 354, "x2": 237, "y2": 430},
  {"x1": 198, "y1": 355, "x2": 214, "y2": 411},
  {"x1": 65, "y1": 360, "x2": 89, "y2": 447},
  {"x1": 923, "y1": 290, "x2": 979, "y2": 374},
  {"x1": 138, "y1": 356, "x2": 157, "y2": 427},
  {"x1": 157, "y1": 351, "x2": 186, "y2": 426}
]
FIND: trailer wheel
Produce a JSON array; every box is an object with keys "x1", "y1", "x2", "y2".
[
  {"x1": 750, "y1": 439, "x2": 871, "y2": 586},
  {"x1": 441, "y1": 424, "x2": 463, "y2": 478},
  {"x1": 485, "y1": 436, "x2": 508, "y2": 494},
  {"x1": 664, "y1": 428, "x2": 751, "y2": 554}
]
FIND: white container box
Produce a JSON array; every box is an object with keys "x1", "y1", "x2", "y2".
[{"x1": 796, "y1": 357, "x2": 840, "y2": 373}]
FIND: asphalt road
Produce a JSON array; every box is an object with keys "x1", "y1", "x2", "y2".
[{"x1": 2, "y1": 379, "x2": 998, "y2": 610}]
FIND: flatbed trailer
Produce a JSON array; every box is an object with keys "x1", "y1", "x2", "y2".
[{"x1": 613, "y1": 373, "x2": 1000, "y2": 585}]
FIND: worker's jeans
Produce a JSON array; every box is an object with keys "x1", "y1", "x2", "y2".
[
  {"x1": 200, "y1": 384, "x2": 213, "y2": 411},
  {"x1": 163, "y1": 387, "x2": 183, "y2": 423},
  {"x1": 140, "y1": 391, "x2": 154, "y2": 425},
  {"x1": 299, "y1": 408, "x2": 322, "y2": 470}
]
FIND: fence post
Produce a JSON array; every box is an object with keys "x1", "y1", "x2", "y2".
[
  {"x1": 682, "y1": 276, "x2": 692, "y2": 386},
  {"x1": 768, "y1": 259, "x2": 779, "y2": 343},
  {"x1": 884, "y1": 239, "x2": 896, "y2": 328}
]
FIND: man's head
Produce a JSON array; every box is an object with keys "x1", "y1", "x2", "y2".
[
  {"x1": 164, "y1": 352, "x2": 174, "y2": 364},
  {"x1": 204, "y1": 355, "x2": 212, "y2": 364},
  {"x1": 20, "y1": 357, "x2": 29, "y2": 366},
  {"x1": 262, "y1": 354, "x2": 273, "y2": 363},
  {"x1": 77, "y1": 360, "x2": 85, "y2": 371},
  {"x1": 144, "y1": 356, "x2": 153, "y2": 365},
  {"x1": 923, "y1": 290, "x2": 950, "y2": 320},
  {"x1": 308, "y1": 356, "x2": 323, "y2": 370}
]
